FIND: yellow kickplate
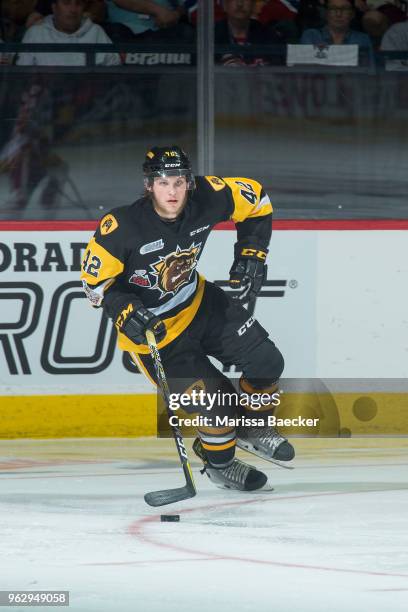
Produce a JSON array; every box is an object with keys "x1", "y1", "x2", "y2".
[
  {"x1": 0, "y1": 395, "x2": 157, "y2": 439},
  {"x1": 0, "y1": 392, "x2": 407, "y2": 439},
  {"x1": 275, "y1": 392, "x2": 408, "y2": 437}
]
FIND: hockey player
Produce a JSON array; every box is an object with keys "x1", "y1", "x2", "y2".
[{"x1": 81, "y1": 146, "x2": 295, "y2": 491}]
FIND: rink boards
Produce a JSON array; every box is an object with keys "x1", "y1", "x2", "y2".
[{"x1": 0, "y1": 221, "x2": 407, "y2": 438}]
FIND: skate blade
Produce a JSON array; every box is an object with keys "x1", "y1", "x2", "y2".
[
  {"x1": 213, "y1": 482, "x2": 274, "y2": 492},
  {"x1": 236, "y1": 440, "x2": 295, "y2": 470}
]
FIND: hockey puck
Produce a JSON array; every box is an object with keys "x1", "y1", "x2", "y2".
[{"x1": 160, "y1": 515, "x2": 180, "y2": 522}]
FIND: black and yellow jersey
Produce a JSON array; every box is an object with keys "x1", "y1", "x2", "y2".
[{"x1": 80, "y1": 175, "x2": 273, "y2": 354}]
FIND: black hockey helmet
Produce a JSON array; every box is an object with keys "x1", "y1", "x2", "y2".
[{"x1": 143, "y1": 145, "x2": 195, "y2": 190}]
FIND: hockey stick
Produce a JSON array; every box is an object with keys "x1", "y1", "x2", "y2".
[
  {"x1": 144, "y1": 329, "x2": 196, "y2": 507},
  {"x1": 246, "y1": 294, "x2": 257, "y2": 318}
]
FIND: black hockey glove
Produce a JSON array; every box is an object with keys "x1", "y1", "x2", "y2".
[
  {"x1": 229, "y1": 246, "x2": 267, "y2": 304},
  {"x1": 114, "y1": 300, "x2": 166, "y2": 345}
]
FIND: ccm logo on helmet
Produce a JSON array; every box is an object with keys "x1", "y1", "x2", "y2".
[{"x1": 237, "y1": 316, "x2": 255, "y2": 336}]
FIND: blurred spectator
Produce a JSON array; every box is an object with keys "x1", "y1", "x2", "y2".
[
  {"x1": 257, "y1": 0, "x2": 300, "y2": 40},
  {"x1": 0, "y1": 36, "x2": 15, "y2": 64},
  {"x1": 1, "y1": 0, "x2": 34, "y2": 40},
  {"x1": 258, "y1": 0, "x2": 299, "y2": 23},
  {"x1": 0, "y1": 1, "x2": 34, "y2": 63},
  {"x1": 300, "y1": 0, "x2": 373, "y2": 48},
  {"x1": 361, "y1": 8, "x2": 389, "y2": 47},
  {"x1": 105, "y1": 1, "x2": 192, "y2": 41},
  {"x1": 348, "y1": 0, "x2": 406, "y2": 48},
  {"x1": 17, "y1": 0, "x2": 120, "y2": 65},
  {"x1": 26, "y1": 0, "x2": 107, "y2": 27},
  {"x1": 0, "y1": 83, "x2": 63, "y2": 212},
  {"x1": 184, "y1": 0, "x2": 226, "y2": 24},
  {"x1": 296, "y1": 0, "x2": 325, "y2": 31},
  {"x1": 215, "y1": 0, "x2": 284, "y2": 65},
  {"x1": 1, "y1": 1, "x2": 36, "y2": 25},
  {"x1": 375, "y1": 1, "x2": 406, "y2": 28},
  {"x1": 84, "y1": 0, "x2": 107, "y2": 22},
  {"x1": 381, "y1": 19, "x2": 408, "y2": 50}
]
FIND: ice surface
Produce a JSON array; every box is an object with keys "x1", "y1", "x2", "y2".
[{"x1": 0, "y1": 438, "x2": 407, "y2": 612}]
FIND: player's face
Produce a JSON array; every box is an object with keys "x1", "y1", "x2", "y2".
[
  {"x1": 150, "y1": 175, "x2": 188, "y2": 220},
  {"x1": 52, "y1": 0, "x2": 85, "y2": 34}
]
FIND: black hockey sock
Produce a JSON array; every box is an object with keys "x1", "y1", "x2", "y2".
[{"x1": 239, "y1": 376, "x2": 280, "y2": 425}]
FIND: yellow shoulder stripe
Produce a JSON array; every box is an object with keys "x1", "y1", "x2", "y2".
[
  {"x1": 223, "y1": 177, "x2": 273, "y2": 223},
  {"x1": 80, "y1": 236, "x2": 124, "y2": 285},
  {"x1": 205, "y1": 176, "x2": 226, "y2": 191}
]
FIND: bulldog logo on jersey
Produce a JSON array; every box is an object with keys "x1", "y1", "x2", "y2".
[{"x1": 150, "y1": 242, "x2": 201, "y2": 297}]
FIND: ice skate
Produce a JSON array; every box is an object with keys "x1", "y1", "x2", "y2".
[
  {"x1": 236, "y1": 425, "x2": 295, "y2": 463},
  {"x1": 192, "y1": 438, "x2": 267, "y2": 491}
]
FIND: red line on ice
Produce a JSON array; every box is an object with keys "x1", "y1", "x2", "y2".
[
  {"x1": 0, "y1": 458, "x2": 107, "y2": 470},
  {"x1": 127, "y1": 488, "x2": 408, "y2": 579}
]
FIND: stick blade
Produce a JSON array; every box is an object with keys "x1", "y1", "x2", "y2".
[{"x1": 144, "y1": 484, "x2": 196, "y2": 507}]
